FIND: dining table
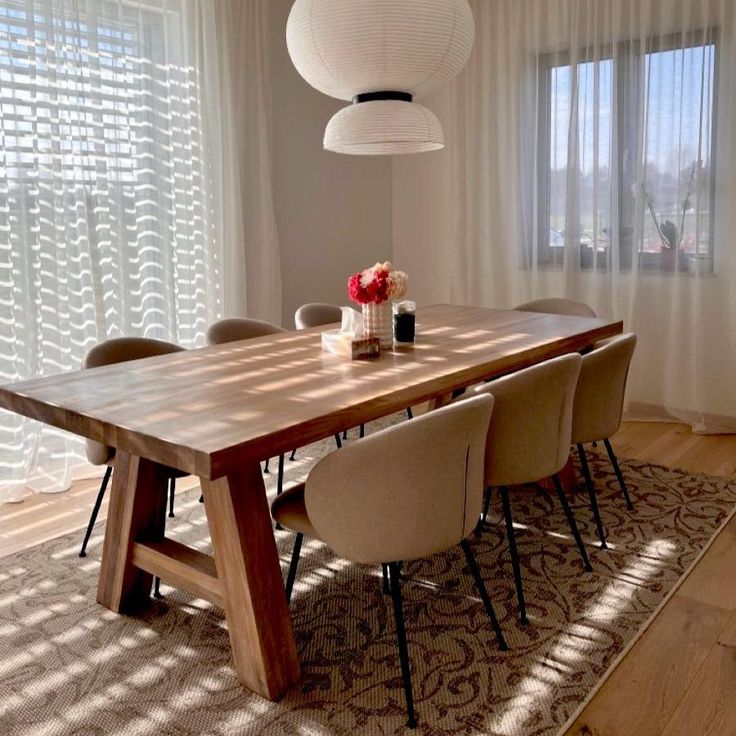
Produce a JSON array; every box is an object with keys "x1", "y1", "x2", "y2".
[{"x1": 0, "y1": 304, "x2": 623, "y2": 701}]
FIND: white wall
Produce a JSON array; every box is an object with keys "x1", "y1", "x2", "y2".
[
  {"x1": 392, "y1": 88, "x2": 454, "y2": 306},
  {"x1": 269, "y1": 0, "x2": 393, "y2": 327}
]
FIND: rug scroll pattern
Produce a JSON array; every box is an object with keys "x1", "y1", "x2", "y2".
[{"x1": 1, "y1": 422, "x2": 734, "y2": 736}]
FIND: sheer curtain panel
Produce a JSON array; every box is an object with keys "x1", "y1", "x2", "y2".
[
  {"x1": 448, "y1": 0, "x2": 736, "y2": 432},
  {"x1": 0, "y1": 0, "x2": 280, "y2": 501},
  {"x1": 209, "y1": 0, "x2": 282, "y2": 323}
]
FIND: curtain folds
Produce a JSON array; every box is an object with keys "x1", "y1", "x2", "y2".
[
  {"x1": 449, "y1": 0, "x2": 736, "y2": 432},
  {"x1": 209, "y1": 0, "x2": 282, "y2": 323},
  {"x1": 0, "y1": 0, "x2": 281, "y2": 501}
]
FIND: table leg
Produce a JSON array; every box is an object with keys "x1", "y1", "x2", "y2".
[
  {"x1": 97, "y1": 451, "x2": 168, "y2": 612},
  {"x1": 201, "y1": 460, "x2": 300, "y2": 700},
  {"x1": 427, "y1": 392, "x2": 454, "y2": 411}
]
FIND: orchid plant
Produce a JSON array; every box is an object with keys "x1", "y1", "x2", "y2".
[{"x1": 635, "y1": 161, "x2": 699, "y2": 251}]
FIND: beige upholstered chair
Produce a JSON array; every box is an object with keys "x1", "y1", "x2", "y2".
[
  {"x1": 515, "y1": 298, "x2": 597, "y2": 318},
  {"x1": 79, "y1": 337, "x2": 186, "y2": 563},
  {"x1": 205, "y1": 317, "x2": 287, "y2": 344},
  {"x1": 572, "y1": 333, "x2": 638, "y2": 548},
  {"x1": 294, "y1": 302, "x2": 342, "y2": 330},
  {"x1": 271, "y1": 395, "x2": 506, "y2": 728},
  {"x1": 474, "y1": 353, "x2": 591, "y2": 625}
]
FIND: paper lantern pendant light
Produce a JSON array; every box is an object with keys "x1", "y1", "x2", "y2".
[{"x1": 286, "y1": 0, "x2": 475, "y2": 155}]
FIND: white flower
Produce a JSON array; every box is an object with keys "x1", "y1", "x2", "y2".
[{"x1": 388, "y1": 270, "x2": 409, "y2": 299}]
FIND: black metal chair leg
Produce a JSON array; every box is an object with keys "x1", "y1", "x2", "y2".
[
  {"x1": 285, "y1": 533, "x2": 303, "y2": 605},
  {"x1": 552, "y1": 474, "x2": 593, "y2": 572},
  {"x1": 264, "y1": 458, "x2": 270, "y2": 474},
  {"x1": 604, "y1": 438, "x2": 634, "y2": 511},
  {"x1": 274, "y1": 454, "x2": 286, "y2": 531},
  {"x1": 168, "y1": 477, "x2": 176, "y2": 518},
  {"x1": 359, "y1": 423, "x2": 365, "y2": 438},
  {"x1": 482, "y1": 486, "x2": 492, "y2": 526},
  {"x1": 382, "y1": 563, "x2": 390, "y2": 594},
  {"x1": 388, "y1": 561, "x2": 417, "y2": 729},
  {"x1": 499, "y1": 486, "x2": 528, "y2": 624},
  {"x1": 342, "y1": 430, "x2": 348, "y2": 440},
  {"x1": 460, "y1": 539, "x2": 508, "y2": 651},
  {"x1": 79, "y1": 466, "x2": 113, "y2": 557},
  {"x1": 154, "y1": 576, "x2": 163, "y2": 598},
  {"x1": 276, "y1": 454, "x2": 285, "y2": 496},
  {"x1": 333, "y1": 433, "x2": 342, "y2": 449},
  {"x1": 406, "y1": 406, "x2": 413, "y2": 420},
  {"x1": 199, "y1": 492, "x2": 204, "y2": 503},
  {"x1": 577, "y1": 444, "x2": 607, "y2": 549},
  {"x1": 289, "y1": 448, "x2": 297, "y2": 461}
]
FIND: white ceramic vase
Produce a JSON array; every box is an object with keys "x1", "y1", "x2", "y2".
[{"x1": 362, "y1": 302, "x2": 393, "y2": 349}]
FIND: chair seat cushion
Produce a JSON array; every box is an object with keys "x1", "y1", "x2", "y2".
[{"x1": 271, "y1": 483, "x2": 320, "y2": 539}]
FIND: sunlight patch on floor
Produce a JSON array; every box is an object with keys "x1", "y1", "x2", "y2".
[{"x1": 486, "y1": 538, "x2": 676, "y2": 735}]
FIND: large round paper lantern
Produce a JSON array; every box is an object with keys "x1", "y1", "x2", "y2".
[{"x1": 286, "y1": 0, "x2": 474, "y2": 155}]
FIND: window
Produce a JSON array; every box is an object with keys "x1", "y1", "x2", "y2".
[
  {"x1": 536, "y1": 31, "x2": 717, "y2": 273},
  {"x1": 0, "y1": 0, "x2": 221, "y2": 495},
  {"x1": 0, "y1": 0, "x2": 217, "y2": 346},
  {"x1": 0, "y1": 3, "x2": 165, "y2": 186}
]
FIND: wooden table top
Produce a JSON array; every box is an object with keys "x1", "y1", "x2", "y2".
[{"x1": 0, "y1": 304, "x2": 622, "y2": 479}]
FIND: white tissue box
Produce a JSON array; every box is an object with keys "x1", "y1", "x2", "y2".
[{"x1": 321, "y1": 330, "x2": 380, "y2": 359}]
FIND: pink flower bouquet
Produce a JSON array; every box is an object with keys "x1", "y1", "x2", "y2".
[{"x1": 347, "y1": 262, "x2": 409, "y2": 305}]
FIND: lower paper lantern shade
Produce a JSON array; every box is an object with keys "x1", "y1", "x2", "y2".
[{"x1": 323, "y1": 100, "x2": 444, "y2": 155}]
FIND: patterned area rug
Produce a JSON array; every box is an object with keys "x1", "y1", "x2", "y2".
[{"x1": 1, "y1": 418, "x2": 735, "y2": 736}]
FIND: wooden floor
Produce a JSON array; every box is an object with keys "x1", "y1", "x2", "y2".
[
  {"x1": 2, "y1": 421, "x2": 736, "y2": 735},
  {"x1": 0, "y1": 473, "x2": 201, "y2": 558},
  {"x1": 566, "y1": 422, "x2": 736, "y2": 736}
]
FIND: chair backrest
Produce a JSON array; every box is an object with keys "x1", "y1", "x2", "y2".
[
  {"x1": 515, "y1": 298, "x2": 596, "y2": 318},
  {"x1": 571, "y1": 333, "x2": 637, "y2": 445},
  {"x1": 205, "y1": 318, "x2": 286, "y2": 345},
  {"x1": 475, "y1": 353, "x2": 582, "y2": 487},
  {"x1": 83, "y1": 337, "x2": 184, "y2": 465},
  {"x1": 295, "y1": 303, "x2": 342, "y2": 329},
  {"x1": 304, "y1": 395, "x2": 494, "y2": 565}
]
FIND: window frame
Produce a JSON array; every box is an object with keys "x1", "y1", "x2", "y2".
[{"x1": 534, "y1": 29, "x2": 719, "y2": 274}]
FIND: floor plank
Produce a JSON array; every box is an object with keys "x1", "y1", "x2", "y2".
[
  {"x1": 659, "y1": 612, "x2": 736, "y2": 736},
  {"x1": 677, "y1": 515, "x2": 736, "y2": 612},
  {"x1": 0, "y1": 474, "x2": 199, "y2": 558},
  {"x1": 613, "y1": 421, "x2": 736, "y2": 477},
  {"x1": 565, "y1": 594, "x2": 732, "y2": 736}
]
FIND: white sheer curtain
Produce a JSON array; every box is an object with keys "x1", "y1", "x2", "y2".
[
  {"x1": 0, "y1": 0, "x2": 280, "y2": 502},
  {"x1": 209, "y1": 0, "x2": 282, "y2": 322},
  {"x1": 450, "y1": 0, "x2": 736, "y2": 432}
]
